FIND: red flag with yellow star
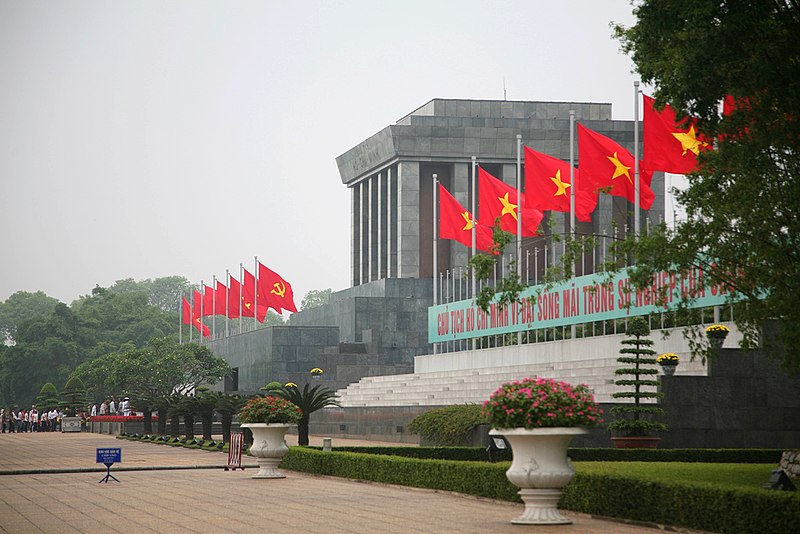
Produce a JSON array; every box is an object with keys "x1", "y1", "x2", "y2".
[
  {"x1": 478, "y1": 167, "x2": 543, "y2": 236},
  {"x1": 438, "y1": 184, "x2": 495, "y2": 253},
  {"x1": 215, "y1": 280, "x2": 228, "y2": 318},
  {"x1": 181, "y1": 297, "x2": 191, "y2": 325},
  {"x1": 643, "y1": 95, "x2": 709, "y2": 174},
  {"x1": 241, "y1": 268, "x2": 258, "y2": 318},
  {"x1": 202, "y1": 285, "x2": 215, "y2": 317},
  {"x1": 227, "y1": 276, "x2": 242, "y2": 319},
  {"x1": 257, "y1": 262, "x2": 298, "y2": 314},
  {"x1": 523, "y1": 146, "x2": 597, "y2": 222},
  {"x1": 577, "y1": 124, "x2": 654, "y2": 210},
  {"x1": 191, "y1": 290, "x2": 211, "y2": 336}
]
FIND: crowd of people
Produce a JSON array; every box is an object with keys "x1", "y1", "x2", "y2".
[
  {"x1": 89, "y1": 396, "x2": 132, "y2": 417},
  {"x1": 1, "y1": 406, "x2": 63, "y2": 432},
  {"x1": 1, "y1": 396, "x2": 135, "y2": 433}
]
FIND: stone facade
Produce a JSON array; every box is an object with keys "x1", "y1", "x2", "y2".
[
  {"x1": 337, "y1": 98, "x2": 665, "y2": 288},
  {"x1": 207, "y1": 278, "x2": 430, "y2": 393}
]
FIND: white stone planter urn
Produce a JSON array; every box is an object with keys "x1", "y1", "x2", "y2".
[
  {"x1": 240, "y1": 423, "x2": 294, "y2": 479},
  {"x1": 490, "y1": 427, "x2": 587, "y2": 525}
]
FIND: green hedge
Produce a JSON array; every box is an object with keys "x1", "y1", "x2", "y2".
[
  {"x1": 310, "y1": 446, "x2": 782, "y2": 464},
  {"x1": 282, "y1": 447, "x2": 799, "y2": 533},
  {"x1": 281, "y1": 447, "x2": 517, "y2": 501},
  {"x1": 561, "y1": 473, "x2": 800, "y2": 534}
]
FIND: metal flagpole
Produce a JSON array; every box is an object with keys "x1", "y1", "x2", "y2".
[
  {"x1": 471, "y1": 157, "x2": 477, "y2": 351},
  {"x1": 179, "y1": 293, "x2": 183, "y2": 345},
  {"x1": 253, "y1": 256, "x2": 259, "y2": 330},
  {"x1": 432, "y1": 173, "x2": 438, "y2": 355},
  {"x1": 570, "y1": 110, "x2": 577, "y2": 339},
  {"x1": 189, "y1": 288, "x2": 193, "y2": 343},
  {"x1": 634, "y1": 81, "x2": 641, "y2": 238},
  {"x1": 239, "y1": 263, "x2": 244, "y2": 334},
  {"x1": 212, "y1": 275, "x2": 217, "y2": 340},
  {"x1": 199, "y1": 279, "x2": 204, "y2": 344},
  {"x1": 225, "y1": 269, "x2": 230, "y2": 338},
  {"x1": 516, "y1": 134, "x2": 522, "y2": 346}
]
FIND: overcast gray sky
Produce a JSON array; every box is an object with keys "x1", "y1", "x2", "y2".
[{"x1": 0, "y1": 0, "x2": 645, "y2": 307}]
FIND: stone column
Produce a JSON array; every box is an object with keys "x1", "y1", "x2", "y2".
[{"x1": 397, "y1": 161, "x2": 420, "y2": 278}]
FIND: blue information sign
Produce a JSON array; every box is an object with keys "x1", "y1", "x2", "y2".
[{"x1": 96, "y1": 448, "x2": 122, "y2": 464}]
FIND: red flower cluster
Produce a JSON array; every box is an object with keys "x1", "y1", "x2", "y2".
[
  {"x1": 88, "y1": 415, "x2": 159, "y2": 422},
  {"x1": 483, "y1": 377, "x2": 603, "y2": 429}
]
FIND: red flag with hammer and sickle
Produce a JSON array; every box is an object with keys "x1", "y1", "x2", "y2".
[{"x1": 257, "y1": 262, "x2": 298, "y2": 314}]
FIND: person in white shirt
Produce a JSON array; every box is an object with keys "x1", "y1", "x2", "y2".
[
  {"x1": 99, "y1": 400, "x2": 107, "y2": 415},
  {"x1": 30, "y1": 406, "x2": 39, "y2": 432},
  {"x1": 49, "y1": 409, "x2": 58, "y2": 431},
  {"x1": 109, "y1": 397, "x2": 116, "y2": 415},
  {"x1": 121, "y1": 397, "x2": 131, "y2": 416},
  {"x1": 90, "y1": 404, "x2": 97, "y2": 417}
]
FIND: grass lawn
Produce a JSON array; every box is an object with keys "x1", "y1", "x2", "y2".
[{"x1": 574, "y1": 461, "x2": 794, "y2": 493}]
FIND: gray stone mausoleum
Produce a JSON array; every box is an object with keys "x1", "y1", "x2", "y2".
[{"x1": 209, "y1": 98, "x2": 662, "y2": 392}]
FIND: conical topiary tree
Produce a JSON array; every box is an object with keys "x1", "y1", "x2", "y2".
[
  {"x1": 60, "y1": 376, "x2": 89, "y2": 417},
  {"x1": 608, "y1": 317, "x2": 667, "y2": 438},
  {"x1": 37, "y1": 383, "x2": 60, "y2": 412},
  {"x1": 274, "y1": 383, "x2": 341, "y2": 446}
]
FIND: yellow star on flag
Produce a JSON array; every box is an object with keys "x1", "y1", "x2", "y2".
[
  {"x1": 672, "y1": 125, "x2": 709, "y2": 156},
  {"x1": 607, "y1": 152, "x2": 632, "y2": 184},
  {"x1": 549, "y1": 169, "x2": 571, "y2": 197},
  {"x1": 498, "y1": 193, "x2": 518, "y2": 221},
  {"x1": 459, "y1": 210, "x2": 475, "y2": 231}
]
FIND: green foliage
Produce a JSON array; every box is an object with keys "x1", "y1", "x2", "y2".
[
  {"x1": 59, "y1": 375, "x2": 89, "y2": 416},
  {"x1": 609, "y1": 317, "x2": 667, "y2": 436},
  {"x1": 613, "y1": 1, "x2": 800, "y2": 373},
  {"x1": 561, "y1": 468, "x2": 800, "y2": 534},
  {"x1": 237, "y1": 395, "x2": 303, "y2": 424},
  {"x1": 0, "y1": 291, "x2": 59, "y2": 344},
  {"x1": 273, "y1": 383, "x2": 340, "y2": 446},
  {"x1": 466, "y1": 221, "x2": 522, "y2": 313},
  {"x1": 281, "y1": 447, "x2": 518, "y2": 502},
  {"x1": 260, "y1": 381, "x2": 283, "y2": 392},
  {"x1": 36, "y1": 382, "x2": 60, "y2": 412},
  {"x1": 308, "y1": 446, "x2": 782, "y2": 464},
  {"x1": 281, "y1": 448, "x2": 799, "y2": 533},
  {"x1": 1, "y1": 282, "x2": 181, "y2": 406},
  {"x1": 300, "y1": 288, "x2": 333, "y2": 311},
  {"x1": 407, "y1": 405, "x2": 488, "y2": 446}
]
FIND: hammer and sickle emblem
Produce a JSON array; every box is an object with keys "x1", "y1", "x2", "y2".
[{"x1": 270, "y1": 282, "x2": 286, "y2": 298}]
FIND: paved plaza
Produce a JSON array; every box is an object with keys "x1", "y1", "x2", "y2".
[{"x1": 0, "y1": 432, "x2": 699, "y2": 533}]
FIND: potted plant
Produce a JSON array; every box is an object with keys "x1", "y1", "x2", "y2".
[
  {"x1": 657, "y1": 353, "x2": 680, "y2": 376},
  {"x1": 609, "y1": 317, "x2": 667, "y2": 448},
  {"x1": 483, "y1": 377, "x2": 602, "y2": 525},
  {"x1": 238, "y1": 395, "x2": 302, "y2": 479},
  {"x1": 705, "y1": 324, "x2": 730, "y2": 351},
  {"x1": 272, "y1": 382, "x2": 340, "y2": 446}
]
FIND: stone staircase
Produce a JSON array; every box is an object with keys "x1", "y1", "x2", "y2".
[{"x1": 335, "y1": 360, "x2": 623, "y2": 407}]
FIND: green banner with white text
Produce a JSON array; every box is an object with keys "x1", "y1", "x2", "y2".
[{"x1": 428, "y1": 266, "x2": 737, "y2": 343}]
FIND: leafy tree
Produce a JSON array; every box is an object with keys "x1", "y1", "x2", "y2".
[
  {"x1": 273, "y1": 383, "x2": 340, "y2": 446},
  {"x1": 301, "y1": 288, "x2": 333, "y2": 311},
  {"x1": 0, "y1": 291, "x2": 60, "y2": 344},
  {"x1": 614, "y1": 1, "x2": 800, "y2": 373},
  {"x1": 608, "y1": 318, "x2": 666, "y2": 437},
  {"x1": 72, "y1": 338, "x2": 230, "y2": 434}
]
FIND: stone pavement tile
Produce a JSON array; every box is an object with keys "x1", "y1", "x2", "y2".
[
  {"x1": 0, "y1": 468, "x2": 670, "y2": 534},
  {"x1": 0, "y1": 432, "x2": 693, "y2": 534}
]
